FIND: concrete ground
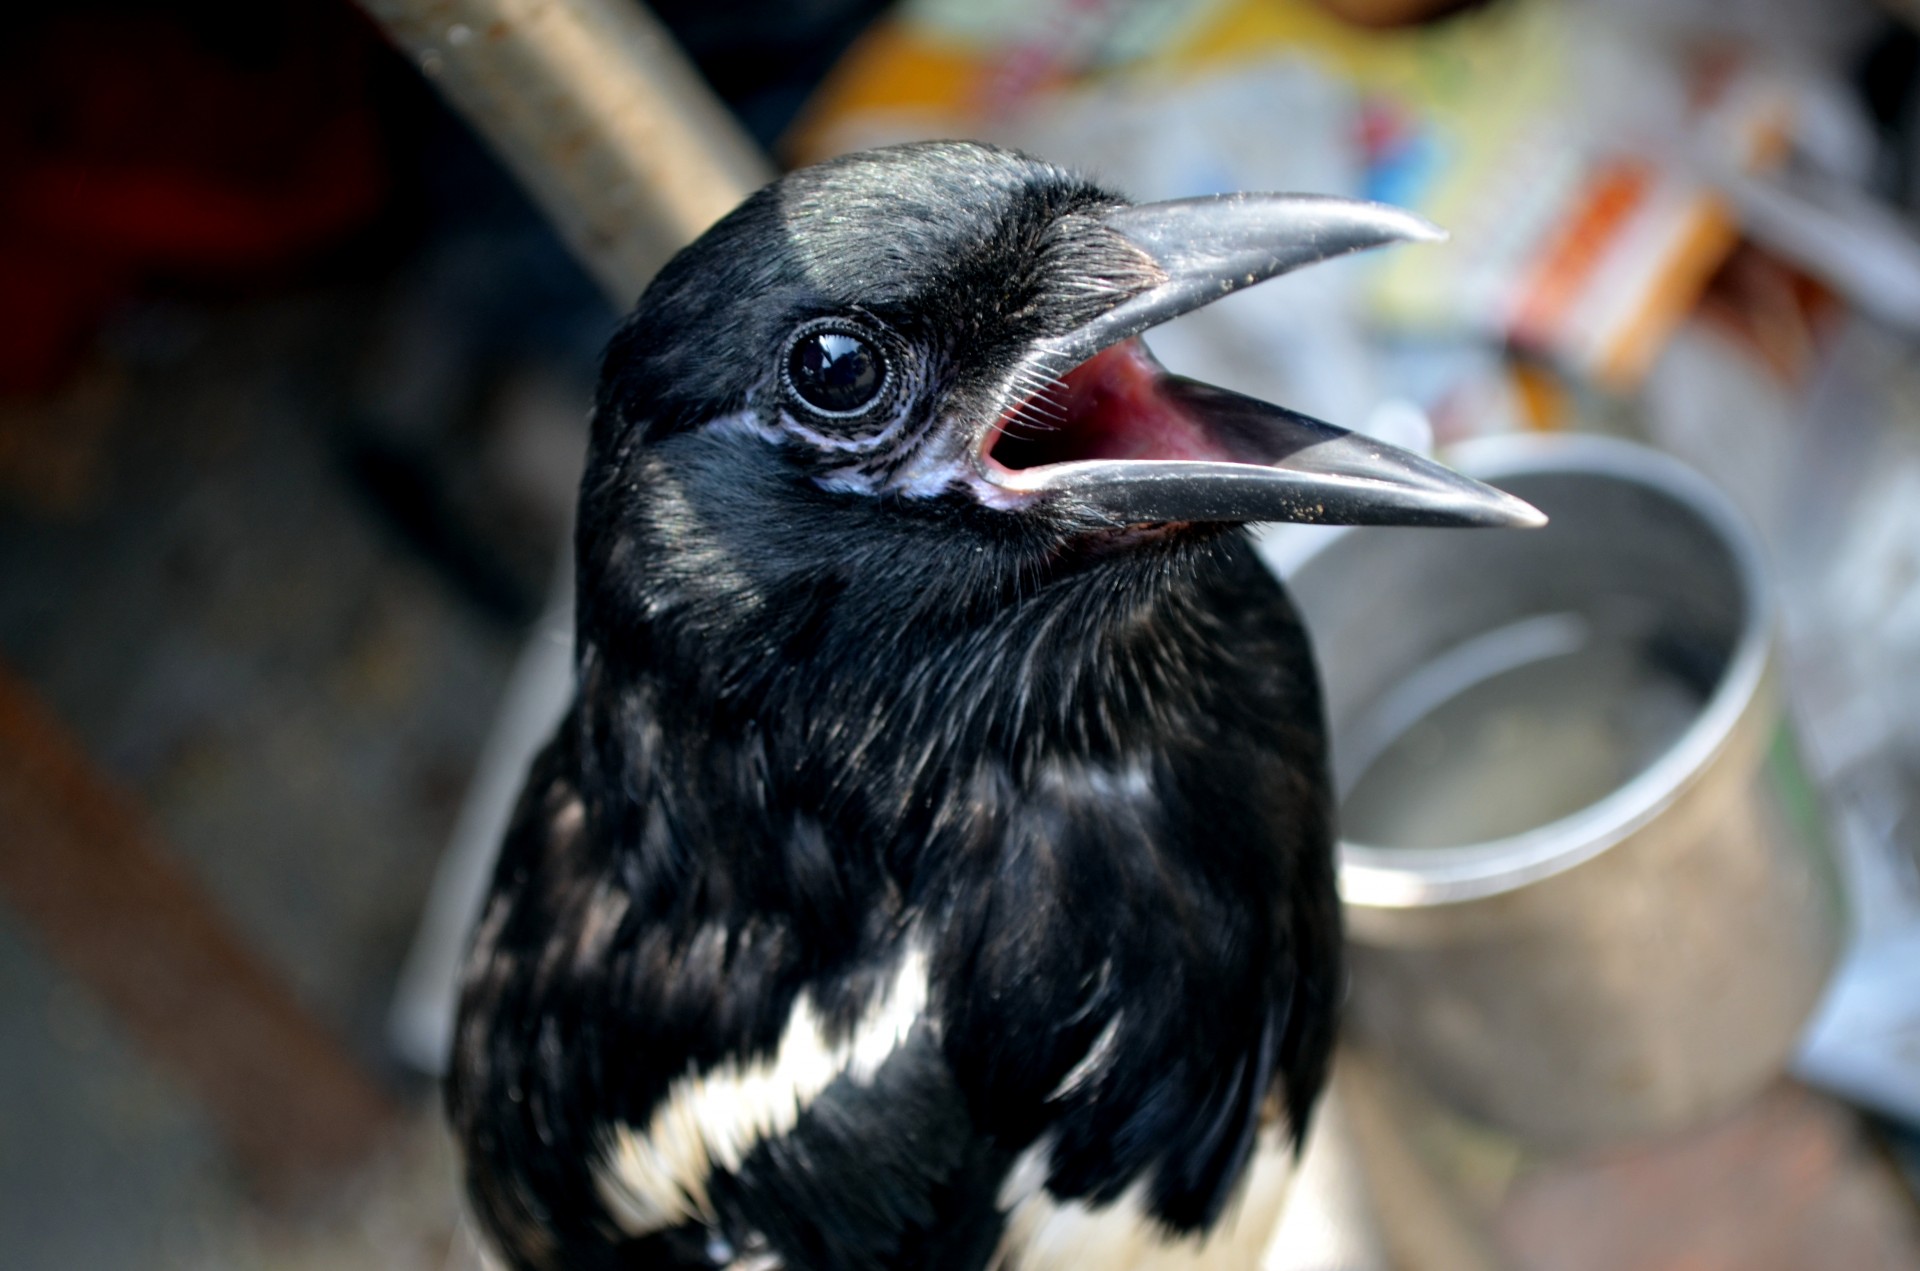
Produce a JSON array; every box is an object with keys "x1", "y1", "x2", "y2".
[{"x1": 0, "y1": 281, "x2": 569, "y2": 1268}]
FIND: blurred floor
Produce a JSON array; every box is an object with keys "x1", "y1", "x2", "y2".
[
  {"x1": 1493, "y1": 1083, "x2": 1920, "y2": 1271},
  {"x1": 0, "y1": 286, "x2": 533, "y2": 1268}
]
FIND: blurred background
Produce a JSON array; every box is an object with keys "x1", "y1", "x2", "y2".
[{"x1": 2, "y1": 0, "x2": 1919, "y2": 1267}]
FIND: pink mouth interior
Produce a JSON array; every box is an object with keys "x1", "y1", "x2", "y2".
[{"x1": 985, "y1": 340, "x2": 1226, "y2": 473}]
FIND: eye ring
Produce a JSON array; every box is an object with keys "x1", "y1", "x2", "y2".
[{"x1": 782, "y1": 321, "x2": 892, "y2": 418}]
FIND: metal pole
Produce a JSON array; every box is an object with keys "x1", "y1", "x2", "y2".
[
  {"x1": 363, "y1": 0, "x2": 774, "y2": 1072},
  {"x1": 357, "y1": 0, "x2": 773, "y2": 305}
]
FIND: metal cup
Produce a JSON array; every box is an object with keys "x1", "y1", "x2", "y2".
[{"x1": 1276, "y1": 435, "x2": 1844, "y2": 1151}]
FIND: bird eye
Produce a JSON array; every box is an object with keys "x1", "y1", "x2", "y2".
[{"x1": 786, "y1": 328, "x2": 886, "y2": 416}]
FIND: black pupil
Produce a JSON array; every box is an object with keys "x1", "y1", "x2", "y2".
[{"x1": 789, "y1": 331, "x2": 881, "y2": 413}]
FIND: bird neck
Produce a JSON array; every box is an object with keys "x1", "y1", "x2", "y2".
[{"x1": 570, "y1": 435, "x2": 1287, "y2": 915}]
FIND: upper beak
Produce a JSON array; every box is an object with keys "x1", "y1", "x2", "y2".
[{"x1": 980, "y1": 195, "x2": 1546, "y2": 531}]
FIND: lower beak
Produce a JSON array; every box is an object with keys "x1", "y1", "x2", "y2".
[{"x1": 981, "y1": 340, "x2": 1545, "y2": 529}]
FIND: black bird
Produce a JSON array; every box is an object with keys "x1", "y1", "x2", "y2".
[{"x1": 449, "y1": 141, "x2": 1539, "y2": 1271}]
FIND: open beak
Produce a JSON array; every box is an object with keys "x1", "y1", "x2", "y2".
[{"x1": 978, "y1": 195, "x2": 1546, "y2": 530}]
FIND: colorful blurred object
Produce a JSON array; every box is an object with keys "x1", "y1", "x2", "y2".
[{"x1": 789, "y1": 0, "x2": 1796, "y2": 391}]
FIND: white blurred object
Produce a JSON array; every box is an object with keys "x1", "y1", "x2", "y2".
[
  {"x1": 389, "y1": 568, "x2": 573, "y2": 1073},
  {"x1": 1359, "y1": 399, "x2": 1436, "y2": 457},
  {"x1": 1265, "y1": 1084, "x2": 1391, "y2": 1271},
  {"x1": 1002, "y1": 55, "x2": 1386, "y2": 428},
  {"x1": 1801, "y1": 922, "x2": 1920, "y2": 1128},
  {"x1": 1572, "y1": 0, "x2": 1883, "y2": 66}
]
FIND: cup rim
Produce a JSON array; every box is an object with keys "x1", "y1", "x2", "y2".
[{"x1": 1301, "y1": 434, "x2": 1774, "y2": 908}]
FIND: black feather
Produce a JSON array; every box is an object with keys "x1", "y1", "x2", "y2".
[{"x1": 447, "y1": 142, "x2": 1341, "y2": 1271}]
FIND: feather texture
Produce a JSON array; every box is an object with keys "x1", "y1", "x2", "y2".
[{"x1": 447, "y1": 142, "x2": 1341, "y2": 1271}]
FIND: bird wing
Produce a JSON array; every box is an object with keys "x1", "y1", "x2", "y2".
[
  {"x1": 453, "y1": 545, "x2": 1333, "y2": 1271},
  {"x1": 453, "y1": 715, "x2": 1019, "y2": 1271},
  {"x1": 935, "y1": 745, "x2": 1319, "y2": 1271}
]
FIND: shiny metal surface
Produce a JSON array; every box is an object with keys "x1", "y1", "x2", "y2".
[
  {"x1": 357, "y1": 0, "x2": 770, "y2": 305},
  {"x1": 1284, "y1": 435, "x2": 1845, "y2": 1150}
]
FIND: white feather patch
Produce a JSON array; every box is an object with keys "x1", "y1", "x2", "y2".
[
  {"x1": 594, "y1": 943, "x2": 931, "y2": 1236},
  {"x1": 1046, "y1": 1014, "x2": 1123, "y2": 1103},
  {"x1": 993, "y1": 1119, "x2": 1296, "y2": 1271}
]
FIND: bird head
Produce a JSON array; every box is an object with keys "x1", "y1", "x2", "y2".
[{"x1": 580, "y1": 142, "x2": 1538, "y2": 663}]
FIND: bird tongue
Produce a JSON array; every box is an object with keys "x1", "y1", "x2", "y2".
[
  {"x1": 988, "y1": 340, "x2": 1331, "y2": 472},
  {"x1": 983, "y1": 340, "x2": 1544, "y2": 529},
  {"x1": 990, "y1": 341, "x2": 1225, "y2": 470}
]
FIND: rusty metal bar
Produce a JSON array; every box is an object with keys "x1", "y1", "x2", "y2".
[
  {"x1": 0, "y1": 664, "x2": 398, "y2": 1200},
  {"x1": 357, "y1": 0, "x2": 772, "y2": 305}
]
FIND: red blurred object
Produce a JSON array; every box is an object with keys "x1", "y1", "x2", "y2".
[{"x1": 0, "y1": 6, "x2": 391, "y2": 393}]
